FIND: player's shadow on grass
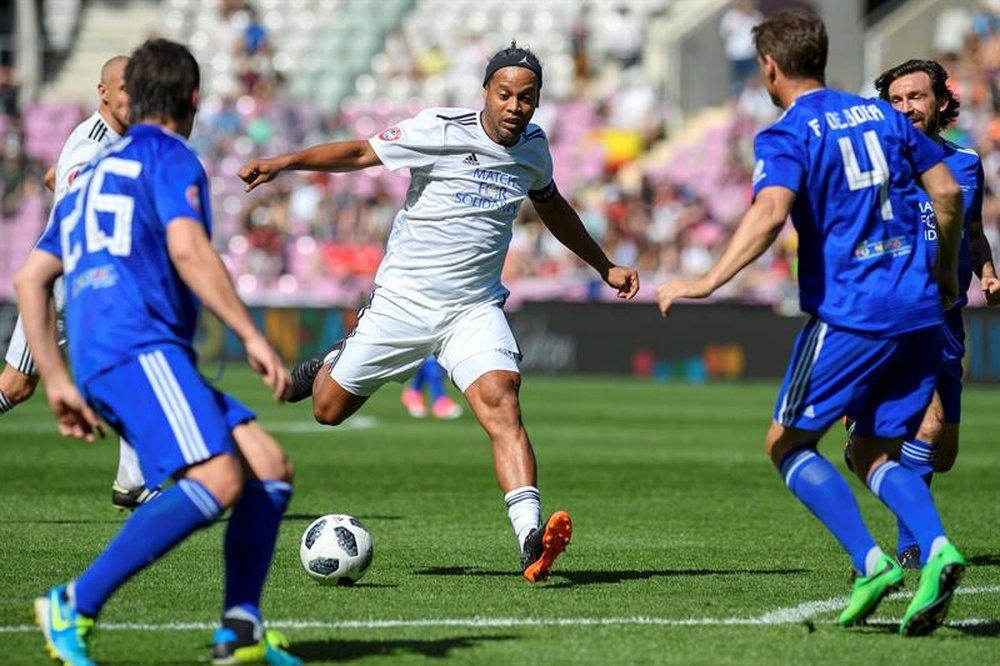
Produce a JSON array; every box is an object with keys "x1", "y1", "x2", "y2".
[
  {"x1": 283, "y1": 514, "x2": 404, "y2": 522},
  {"x1": 12, "y1": 518, "x2": 127, "y2": 524},
  {"x1": 952, "y1": 620, "x2": 1000, "y2": 638},
  {"x1": 414, "y1": 566, "x2": 807, "y2": 587},
  {"x1": 967, "y1": 553, "x2": 1000, "y2": 567},
  {"x1": 288, "y1": 634, "x2": 517, "y2": 661},
  {"x1": 861, "y1": 620, "x2": 1000, "y2": 638},
  {"x1": 954, "y1": 621, "x2": 1000, "y2": 638}
]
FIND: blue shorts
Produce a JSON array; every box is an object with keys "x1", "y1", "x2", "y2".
[
  {"x1": 936, "y1": 308, "x2": 965, "y2": 424},
  {"x1": 83, "y1": 347, "x2": 255, "y2": 488},
  {"x1": 774, "y1": 318, "x2": 943, "y2": 439}
]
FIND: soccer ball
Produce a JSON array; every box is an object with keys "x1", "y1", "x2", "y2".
[{"x1": 299, "y1": 514, "x2": 374, "y2": 585}]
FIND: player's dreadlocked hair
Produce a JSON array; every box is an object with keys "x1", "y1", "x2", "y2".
[
  {"x1": 874, "y1": 59, "x2": 961, "y2": 130},
  {"x1": 483, "y1": 40, "x2": 543, "y2": 91},
  {"x1": 126, "y1": 39, "x2": 200, "y2": 124}
]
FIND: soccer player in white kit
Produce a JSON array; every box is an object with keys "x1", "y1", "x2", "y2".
[
  {"x1": 1, "y1": 56, "x2": 155, "y2": 510},
  {"x1": 240, "y1": 43, "x2": 639, "y2": 582}
]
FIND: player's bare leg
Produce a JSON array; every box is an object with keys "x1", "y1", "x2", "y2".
[
  {"x1": 0, "y1": 365, "x2": 39, "y2": 414},
  {"x1": 311, "y1": 365, "x2": 369, "y2": 426},
  {"x1": 913, "y1": 394, "x2": 959, "y2": 473},
  {"x1": 464, "y1": 370, "x2": 535, "y2": 491},
  {"x1": 464, "y1": 370, "x2": 571, "y2": 582}
]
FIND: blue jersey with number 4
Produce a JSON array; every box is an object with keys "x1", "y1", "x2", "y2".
[
  {"x1": 36, "y1": 124, "x2": 212, "y2": 385},
  {"x1": 752, "y1": 88, "x2": 946, "y2": 336}
]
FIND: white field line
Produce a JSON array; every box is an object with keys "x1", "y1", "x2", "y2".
[{"x1": 2, "y1": 585, "x2": 996, "y2": 634}]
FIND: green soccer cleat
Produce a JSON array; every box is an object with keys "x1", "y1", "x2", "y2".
[
  {"x1": 838, "y1": 554, "x2": 905, "y2": 627},
  {"x1": 212, "y1": 616, "x2": 303, "y2": 665},
  {"x1": 33, "y1": 584, "x2": 96, "y2": 666},
  {"x1": 900, "y1": 543, "x2": 966, "y2": 637}
]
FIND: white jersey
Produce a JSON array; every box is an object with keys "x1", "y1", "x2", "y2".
[
  {"x1": 53, "y1": 110, "x2": 121, "y2": 202},
  {"x1": 369, "y1": 107, "x2": 555, "y2": 310},
  {"x1": 4, "y1": 110, "x2": 120, "y2": 375}
]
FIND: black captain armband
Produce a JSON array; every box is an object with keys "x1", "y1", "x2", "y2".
[{"x1": 528, "y1": 181, "x2": 558, "y2": 203}]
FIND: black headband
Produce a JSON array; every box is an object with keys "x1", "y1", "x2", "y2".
[{"x1": 482, "y1": 49, "x2": 543, "y2": 90}]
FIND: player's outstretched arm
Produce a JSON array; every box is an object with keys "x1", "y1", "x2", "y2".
[
  {"x1": 238, "y1": 139, "x2": 383, "y2": 191},
  {"x1": 919, "y1": 162, "x2": 964, "y2": 307},
  {"x1": 533, "y1": 190, "x2": 639, "y2": 299},
  {"x1": 655, "y1": 186, "x2": 792, "y2": 316},
  {"x1": 13, "y1": 250, "x2": 105, "y2": 441},
  {"x1": 166, "y1": 218, "x2": 290, "y2": 400}
]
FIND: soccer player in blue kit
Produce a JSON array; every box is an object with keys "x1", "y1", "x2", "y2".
[
  {"x1": 656, "y1": 13, "x2": 967, "y2": 636},
  {"x1": 845, "y1": 58, "x2": 1000, "y2": 568},
  {"x1": 15, "y1": 40, "x2": 301, "y2": 665}
]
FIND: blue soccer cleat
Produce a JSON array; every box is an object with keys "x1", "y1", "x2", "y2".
[{"x1": 33, "y1": 584, "x2": 96, "y2": 666}]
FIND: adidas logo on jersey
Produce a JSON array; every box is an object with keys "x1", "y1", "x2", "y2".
[{"x1": 463, "y1": 153, "x2": 479, "y2": 166}]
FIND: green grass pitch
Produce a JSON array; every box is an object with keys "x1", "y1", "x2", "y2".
[{"x1": 1, "y1": 370, "x2": 998, "y2": 664}]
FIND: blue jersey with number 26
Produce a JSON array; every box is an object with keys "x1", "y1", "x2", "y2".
[
  {"x1": 752, "y1": 89, "x2": 946, "y2": 336},
  {"x1": 36, "y1": 124, "x2": 212, "y2": 385}
]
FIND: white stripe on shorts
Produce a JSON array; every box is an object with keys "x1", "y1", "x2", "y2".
[
  {"x1": 138, "y1": 350, "x2": 210, "y2": 464},
  {"x1": 779, "y1": 320, "x2": 827, "y2": 424}
]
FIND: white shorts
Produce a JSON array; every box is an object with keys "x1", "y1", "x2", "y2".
[
  {"x1": 4, "y1": 277, "x2": 66, "y2": 375},
  {"x1": 324, "y1": 290, "x2": 521, "y2": 396}
]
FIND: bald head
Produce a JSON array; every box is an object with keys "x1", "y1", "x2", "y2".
[
  {"x1": 98, "y1": 55, "x2": 130, "y2": 135},
  {"x1": 101, "y1": 56, "x2": 129, "y2": 85}
]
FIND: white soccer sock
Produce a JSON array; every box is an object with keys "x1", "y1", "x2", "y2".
[
  {"x1": 115, "y1": 438, "x2": 147, "y2": 489},
  {"x1": 864, "y1": 545, "x2": 886, "y2": 577},
  {"x1": 0, "y1": 391, "x2": 11, "y2": 415},
  {"x1": 927, "y1": 536, "x2": 950, "y2": 561},
  {"x1": 504, "y1": 485, "x2": 541, "y2": 549}
]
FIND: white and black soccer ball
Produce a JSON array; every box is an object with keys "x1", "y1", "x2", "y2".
[{"x1": 300, "y1": 514, "x2": 373, "y2": 585}]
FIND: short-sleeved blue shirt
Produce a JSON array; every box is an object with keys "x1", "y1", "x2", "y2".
[
  {"x1": 752, "y1": 89, "x2": 946, "y2": 336},
  {"x1": 917, "y1": 140, "x2": 983, "y2": 310},
  {"x1": 36, "y1": 124, "x2": 212, "y2": 384}
]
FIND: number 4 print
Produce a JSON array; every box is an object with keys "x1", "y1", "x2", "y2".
[{"x1": 838, "y1": 130, "x2": 893, "y2": 221}]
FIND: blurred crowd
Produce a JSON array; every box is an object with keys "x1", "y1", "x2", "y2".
[{"x1": 2, "y1": 0, "x2": 999, "y2": 309}]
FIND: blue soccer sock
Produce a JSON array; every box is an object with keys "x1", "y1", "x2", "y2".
[
  {"x1": 223, "y1": 480, "x2": 292, "y2": 619},
  {"x1": 411, "y1": 358, "x2": 430, "y2": 392},
  {"x1": 900, "y1": 439, "x2": 935, "y2": 482},
  {"x1": 896, "y1": 440, "x2": 935, "y2": 555},
  {"x1": 780, "y1": 447, "x2": 878, "y2": 574},
  {"x1": 74, "y1": 479, "x2": 222, "y2": 617},
  {"x1": 425, "y1": 358, "x2": 447, "y2": 403},
  {"x1": 868, "y1": 461, "x2": 946, "y2": 566}
]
